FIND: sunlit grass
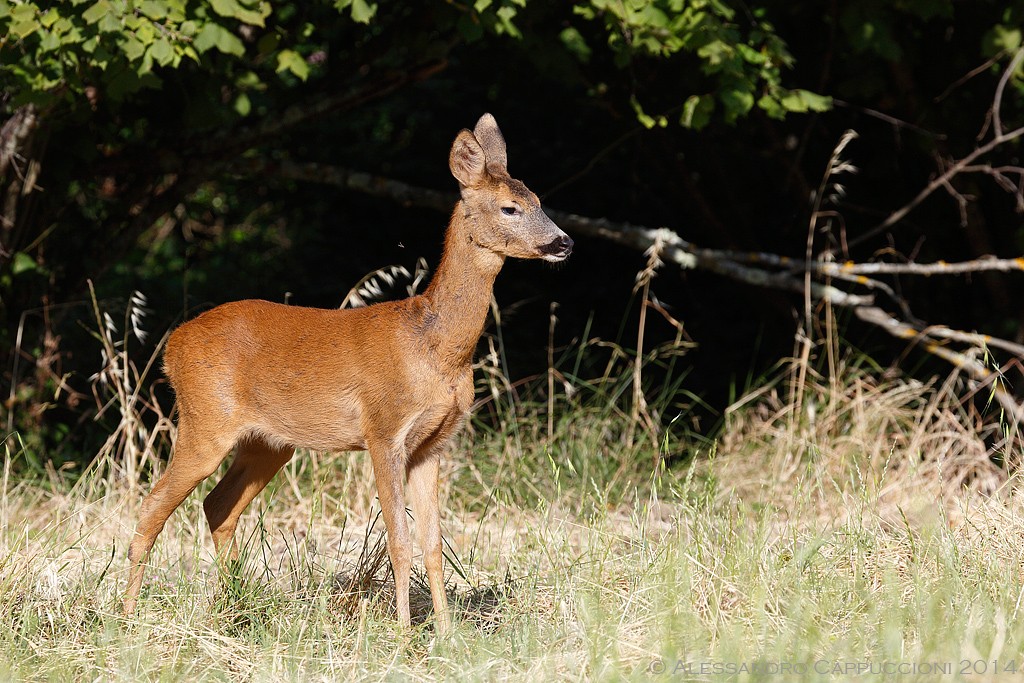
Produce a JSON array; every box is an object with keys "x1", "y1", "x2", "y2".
[
  {"x1": 3, "y1": 288, "x2": 1024, "y2": 680},
  {"x1": 3, "y1": 351, "x2": 1024, "y2": 681}
]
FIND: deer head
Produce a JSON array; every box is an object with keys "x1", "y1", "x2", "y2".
[{"x1": 449, "y1": 114, "x2": 573, "y2": 263}]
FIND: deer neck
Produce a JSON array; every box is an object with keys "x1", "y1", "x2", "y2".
[{"x1": 422, "y1": 202, "x2": 504, "y2": 372}]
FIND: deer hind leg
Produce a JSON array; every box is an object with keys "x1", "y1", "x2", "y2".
[
  {"x1": 203, "y1": 436, "x2": 295, "y2": 562},
  {"x1": 406, "y1": 443, "x2": 451, "y2": 635},
  {"x1": 368, "y1": 437, "x2": 413, "y2": 628},
  {"x1": 124, "y1": 420, "x2": 236, "y2": 615}
]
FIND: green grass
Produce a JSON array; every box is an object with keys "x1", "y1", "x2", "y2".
[{"x1": 3, "y1": 355, "x2": 1024, "y2": 682}]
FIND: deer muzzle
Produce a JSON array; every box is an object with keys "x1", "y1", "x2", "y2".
[{"x1": 539, "y1": 233, "x2": 574, "y2": 262}]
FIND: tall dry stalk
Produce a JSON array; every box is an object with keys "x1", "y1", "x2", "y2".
[
  {"x1": 547, "y1": 302, "x2": 558, "y2": 441},
  {"x1": 625, "y1": 235, "x2": 667, "y2": 451},
  {"x1": 85, "y1": 282, "x2": 175, "y2": 494},
  {"x1": 790, "y1": 130, "x2": 859, "y2": 431}
]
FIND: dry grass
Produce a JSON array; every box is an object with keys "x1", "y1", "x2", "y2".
[
  {"x1": 715, "y1": 359, "x2": 1012, "y2": 529},
  {"x1": 4, "y1": 291, "x2": 1024, "y2": 680}
]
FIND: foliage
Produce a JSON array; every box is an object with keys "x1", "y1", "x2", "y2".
[
  {"x1": 573, "y1": 0, "x2": 829, "y2": 128},
  {"x1": 1, "y1": 0, "x2": 300, "y2": 107},
  {"x1": 0, "y1": 1, "x2": 821, "y2": 127}
]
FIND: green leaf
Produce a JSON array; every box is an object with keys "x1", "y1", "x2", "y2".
[
  {"x1": 233, "y1": 92, "x2": 251, "y2": 116},
  {"x1": 98, "y1": 11, "x2": 120, "y2": 33},
  {"x1": 38, "y1": 29, "x2": 61, "y2": 51},
  {"x1": 697, "y1": 39, "x2": 735, "y2": 69},
  {"x1": 736, "y1": 43, "x2": 766, "y2": 65},
  {"x1": 982, "y1": 24, "x2": 1023, "y2": 56},
  {"x1": 275, "y1": 49, "x2": 309, "y2": 80},
  {"x1": 138, "y1": 0, "x2": 167, "y2": 19},
  {"x1": 796, "y1": 89, "x2": 831, "y2": 112},
  {"x1": 210, "y1": 0, "x2": 267, "y2": 26},
  {"x1": 209, "y1": 0, "x2": 241, "y2": 19},
  {"x1": 53, "y1": 17, "x2": 73, "y2": 35},
  {"x1": 494, "y1": 5, "x2": 520, "y2": 37},
  {"x1": 135, "y1": 20, "x2": 155, "y2": 45},
  {"x1": 779, "y1": 88, "x2": 832, "y2": 114},
  {"x1": 630, "y1": 96, "x2": 666, "y2": 129},
  {"x1": 680, "y1": 94, "x2": 714, "y2": 130},
  {"x1": 720, "y1": 87, "x2": 754, "y2": 122},
  {"x1": 120, "y1": 35, "x2": 146, "y2": 61},
  {"x1": 757, "y1": 93, "x2": 785, "y2": 120},
  {"x1": 11, "y1": 252, "x2": 38, "y2": 275},
  {"x1": 148, "y1": 37, "x2": 174, "y2": 66},
  {"x1": 194, "y1": 22, "x2": 245, "y2": 56},
  {"x1": 193, "y1": 24, "x2": 218, "y2": 53},
  {"x1": 350, "y1": 0, "x2": 376, "y2": 23},
  {"x1": 10, "y1": 4, "x2": 35, "y2": 20},
  {"x1": 82, "y1": 0, "x2": 111, "y2": 25},
  {"x1": 39, "y1": 8, "x2": 59, "y2": 28},
  {"x1": 10, "y1": 19, "x2": 39, "y2": 39},
  {"x1": 559, "y1": 27, "x2": 591, "y2": 63}
]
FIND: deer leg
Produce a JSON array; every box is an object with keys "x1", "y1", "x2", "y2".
[
  {"x1": 406, "y1": 444, "x2": 451, "y2": 634},
  {"x1": 369, "y1": 439, "x2": 412, "y2": 628},
  {"x1": 124, "y1": 422, "x2": 234, "y2": 614},
  {"x1": 203, "y1": 437, "x2": 295, "y2": 562}
]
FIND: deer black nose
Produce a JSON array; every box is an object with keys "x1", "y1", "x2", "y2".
[{"x1": 540, "y1": 233, "x2": 573, "y2": 261}]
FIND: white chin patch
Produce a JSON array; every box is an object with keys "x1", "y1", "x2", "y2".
[{"x1": 542, "y1": 252, "x2": 568, "y2": 263}]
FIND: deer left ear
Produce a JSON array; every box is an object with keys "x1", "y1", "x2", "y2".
[
  {"x1": 449, "y1": 129, "x2": 486, "y2": 189},
  {"x1": 473, "y1": 113, "x2": 507, "y2": 174}
]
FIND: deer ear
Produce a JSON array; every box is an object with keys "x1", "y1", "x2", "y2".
[
  {"x1": 449, "y1": 129, "x2": 486, "y2": 188},
  {"x1": 473, "y1": 113, "x2": 507, "y2": 173}
]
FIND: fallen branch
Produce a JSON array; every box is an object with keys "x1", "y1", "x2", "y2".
[
  {"x1": 855, "y1": 306, "x2": 1022, "y2": 422},
  {"x1": 247, "y1": 156, "x2": 1024, "y2": 409},
  {"x1": 234, "y1": 50, "x2": 1024, "y2": 423}
]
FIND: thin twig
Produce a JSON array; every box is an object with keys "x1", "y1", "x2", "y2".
[
  {"x1": 845, "y1": 48, "x2": 1024, "y2": 250},
  {"x1": 992, "y1": 47, "x2": 1024, "y2": 139}
]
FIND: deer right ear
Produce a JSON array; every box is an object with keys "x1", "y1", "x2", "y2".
[{"x1": 449, "y1": 129, "x2": 486, "y2": 189}]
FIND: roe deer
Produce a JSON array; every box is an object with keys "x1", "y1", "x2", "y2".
[{"x1": 123, "y1": 114, "x2": 573, "y2": 633}]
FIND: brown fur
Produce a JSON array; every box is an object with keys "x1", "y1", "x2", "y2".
[{"x1": 123, "y1": 114, "x2": 573, "y2": 633}]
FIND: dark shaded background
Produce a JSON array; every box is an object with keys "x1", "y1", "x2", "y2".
[{"x1": 4, "y1": 1, "x2": 1024, "y2": 462}]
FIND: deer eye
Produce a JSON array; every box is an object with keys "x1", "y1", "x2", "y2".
[{"x1": 501, "y1": 205, "x2": 519, "y2": 216}]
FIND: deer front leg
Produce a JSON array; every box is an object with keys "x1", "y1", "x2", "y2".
[
  {"x1": 406, "y1": 444, "x2": 450, "y2": 634},
  {"x1": 368, "y1": 439, "x2": 412, "y2": 628}
]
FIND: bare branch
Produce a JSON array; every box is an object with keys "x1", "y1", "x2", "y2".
[
  {"x1": 855, "y1": 306, "x2": 1024, "y2": 422},
  {"x1": 253, "y1": 155, "x2": 1024, "y2": 285},
  {"x1": 823, "y1": 256, "x2": 1024, "y2": 276},
  {"x1": 992, "y1": 47, "x2": 1024, "y2": 138},
  {"x1": 934, "y1": 52, "x2": 1005, "y2": 104},
  {"x1": 0, "y1": 104, "x2": 37, "y2": 178},
  {"x1": 846, "y1": 48, "x2": 1024, "y2": 250},
  {"x1": 243, "y1": 156, "x2": 1024, "y2": 421},
  {"x1": 832, "y1": 100, "x2": 945, "y2": 140}
]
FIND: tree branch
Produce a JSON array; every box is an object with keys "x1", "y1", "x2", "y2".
[
  {"x1": 844, "y1": 48, "x2": 1024, "y2": 250},
  {"x1": 246, "y1": 154, "x2": 1024, "y2": 421},
  {"x1": 855, "y1": 305, "x2": 1024, "y2": 422}
]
